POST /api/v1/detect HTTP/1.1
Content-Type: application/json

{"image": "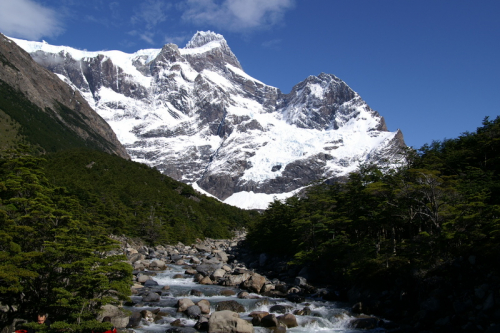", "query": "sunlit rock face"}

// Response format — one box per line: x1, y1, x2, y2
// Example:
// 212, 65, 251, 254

11, 31, 406, 209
